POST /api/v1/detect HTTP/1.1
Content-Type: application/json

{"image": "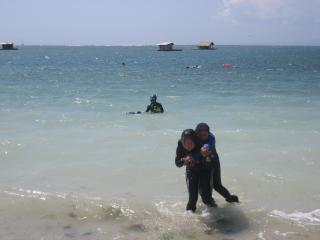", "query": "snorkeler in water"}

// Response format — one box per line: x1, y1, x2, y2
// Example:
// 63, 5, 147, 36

126, 94, 164, 114
146, 94, 164, 113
